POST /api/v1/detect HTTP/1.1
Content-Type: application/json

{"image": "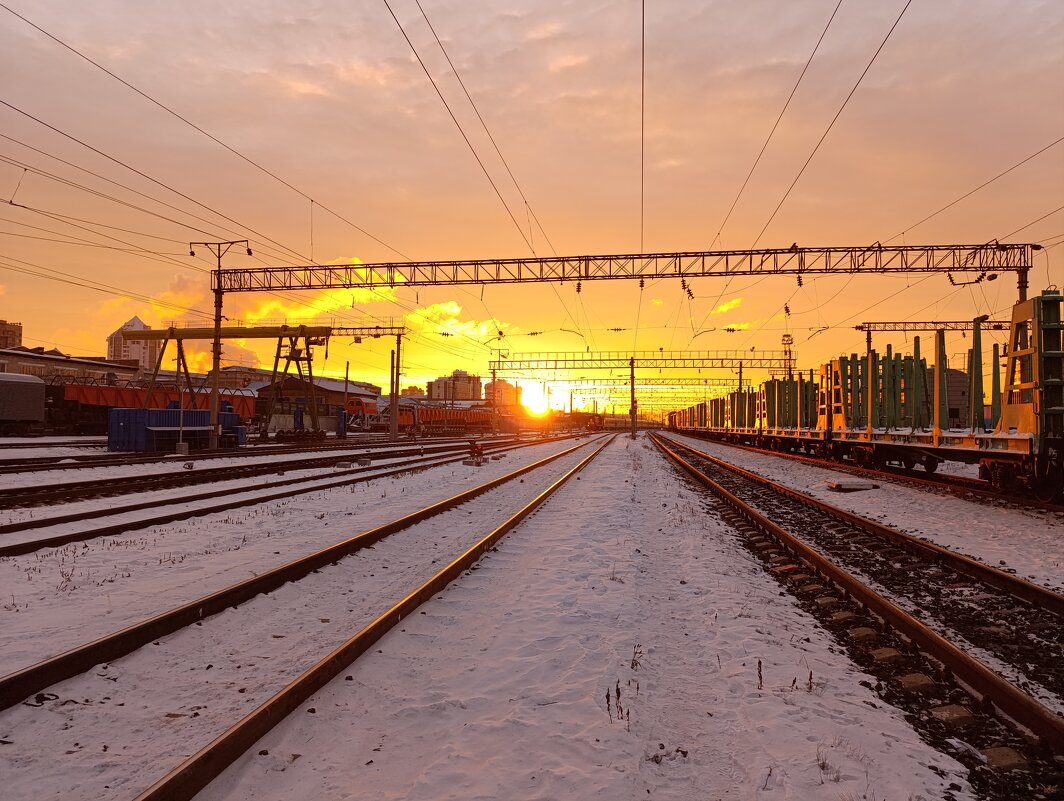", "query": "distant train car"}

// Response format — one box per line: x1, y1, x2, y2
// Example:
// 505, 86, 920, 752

345, 397, 416, 432
668, 289, 1064, 501
0, 374, 46, 435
